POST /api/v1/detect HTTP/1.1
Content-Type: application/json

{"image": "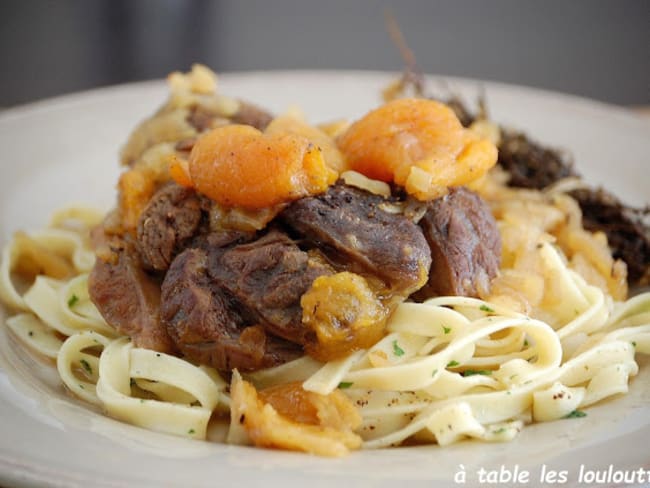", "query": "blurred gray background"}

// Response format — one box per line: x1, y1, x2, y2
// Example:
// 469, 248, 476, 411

1, 0, 648, 107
